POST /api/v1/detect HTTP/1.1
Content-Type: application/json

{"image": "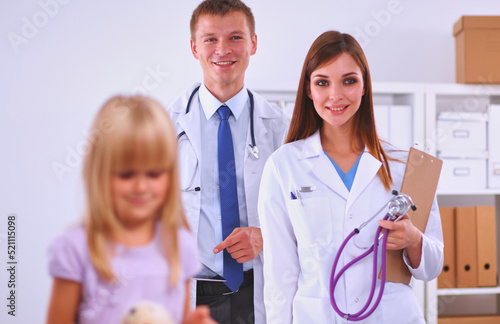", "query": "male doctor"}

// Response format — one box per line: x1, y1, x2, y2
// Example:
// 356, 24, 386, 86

167, 1, 289, 323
